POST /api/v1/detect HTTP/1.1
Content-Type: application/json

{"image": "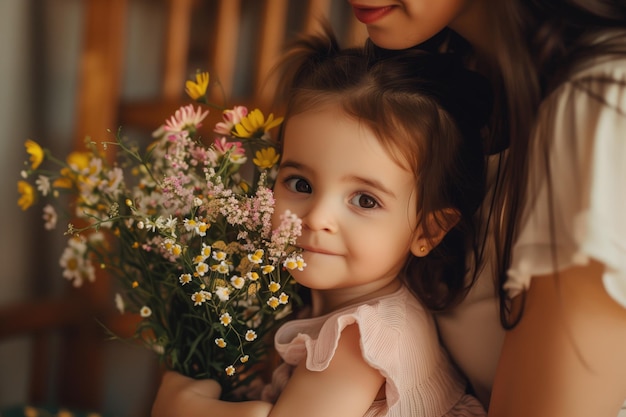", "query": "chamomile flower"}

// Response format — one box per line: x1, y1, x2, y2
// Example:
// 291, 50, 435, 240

245, 330, 257, 342
140, 306, 152, 318
261, 265, 275, 275
225, 365, 236, 376
266, 297, 280, 310
215, 338, 227, 348
284, 254, 306, 271
35, 175, 51, 196
179, 273, 192, 285
220, 312, 232, 326
215, 286, 231, 302
195, 262, 209, 276
268, 281, 281, 293
278, 292, 289, 305
42, 204, 57, 230
246, 271, 260, 281
212, 261, 230, 274
248, 249, 264, 264
230, 275, 245, 289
